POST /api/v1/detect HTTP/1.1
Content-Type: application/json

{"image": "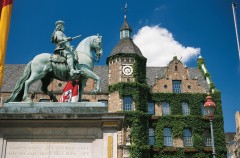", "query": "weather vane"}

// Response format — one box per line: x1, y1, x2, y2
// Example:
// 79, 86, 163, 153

124, 3, 128, 17
122, 3, 128, 18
